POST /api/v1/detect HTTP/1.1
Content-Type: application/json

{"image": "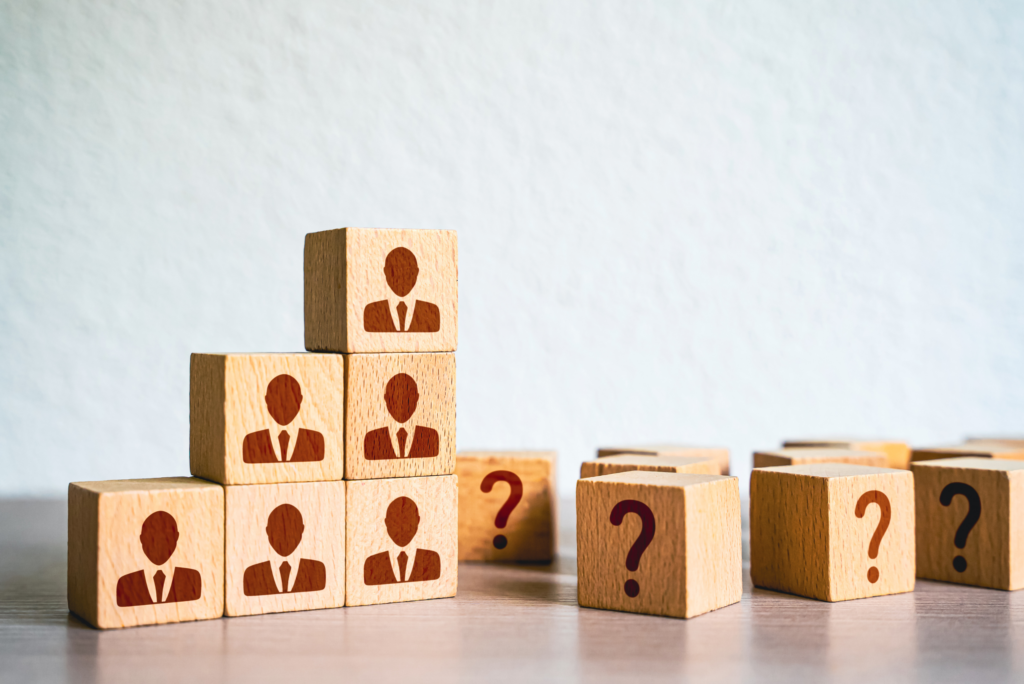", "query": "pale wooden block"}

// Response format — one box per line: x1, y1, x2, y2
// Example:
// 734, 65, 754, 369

911, 457, 1024, 590
577, 471, 741, 619
596, 444, 730, 475
345, 353, 455, 481
190, 353, 345, 486
305, 227, 458, 354
346, 475, 457, 606
455, 451, 557, 562
754, 448, 888, 469
67, 478, 224, 629
912, 443, 1024, 463
750, 464, 915, 602
967, 437, 1024, 447
783, 439, 911, 470
580, 454, 720, 478
224, 481, 346, 616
